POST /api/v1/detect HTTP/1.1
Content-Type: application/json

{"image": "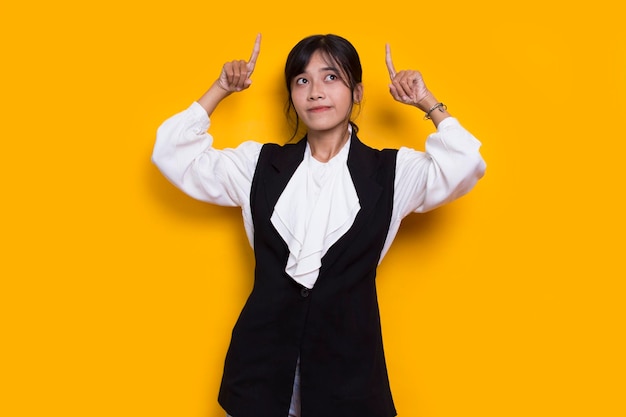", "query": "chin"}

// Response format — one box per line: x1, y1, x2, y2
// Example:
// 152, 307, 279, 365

302, 119, 345, 133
